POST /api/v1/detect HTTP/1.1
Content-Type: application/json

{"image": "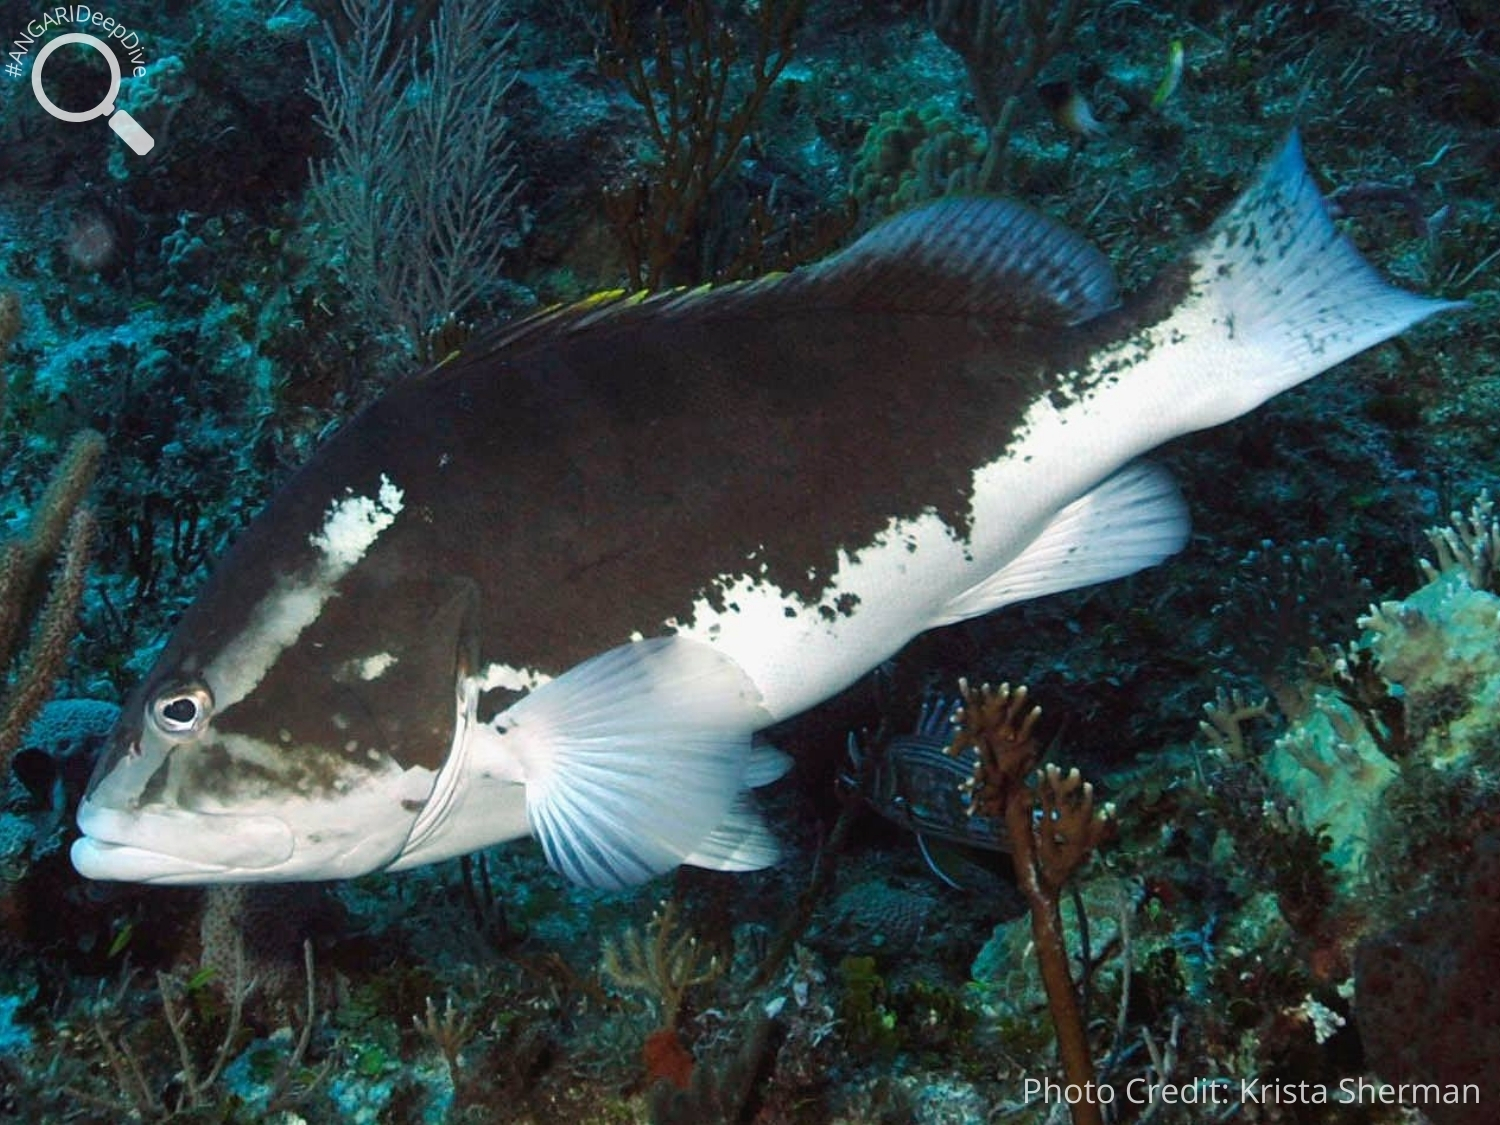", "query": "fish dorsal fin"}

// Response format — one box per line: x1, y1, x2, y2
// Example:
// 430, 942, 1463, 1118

490, 637, 777, 890
790, 197, 1121, 325
932, 461, 1189, 627
458, 197, 1121, 362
